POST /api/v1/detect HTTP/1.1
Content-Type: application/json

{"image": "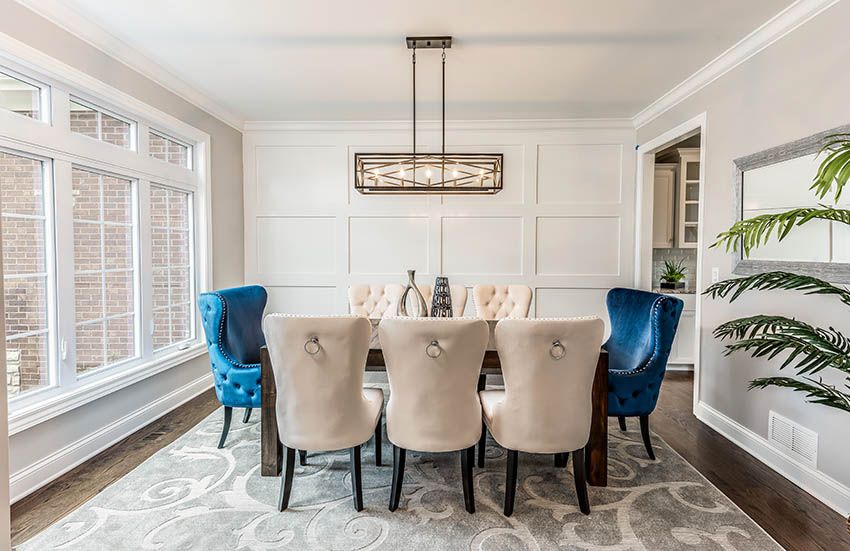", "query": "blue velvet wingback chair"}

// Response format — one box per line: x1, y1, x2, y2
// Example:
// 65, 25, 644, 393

199, 285, 267, 448
604, 288, 683, 459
